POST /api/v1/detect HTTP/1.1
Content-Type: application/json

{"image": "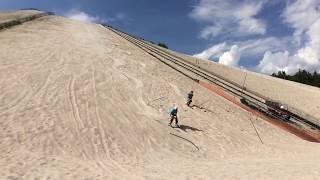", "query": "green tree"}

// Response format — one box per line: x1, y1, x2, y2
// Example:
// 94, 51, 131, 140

158, 43, 168, 49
